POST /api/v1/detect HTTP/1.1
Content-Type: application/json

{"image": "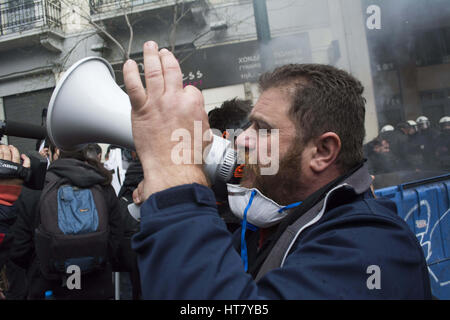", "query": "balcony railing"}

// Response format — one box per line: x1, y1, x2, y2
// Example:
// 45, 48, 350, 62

0, 0, 61, 36
89, 0, 169, 14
